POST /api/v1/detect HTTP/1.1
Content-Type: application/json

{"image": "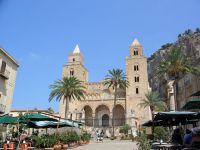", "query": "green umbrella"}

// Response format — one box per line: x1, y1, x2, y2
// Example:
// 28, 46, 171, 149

27, 121, 73, 128
190, 91, 200, 97
182, 99, 200, 110
0, 115, 18, 124
22, 113, 58, 121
